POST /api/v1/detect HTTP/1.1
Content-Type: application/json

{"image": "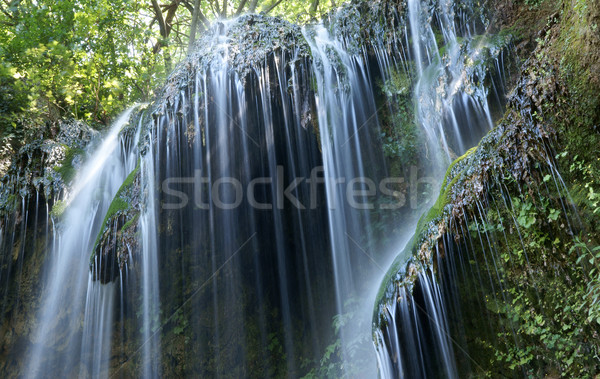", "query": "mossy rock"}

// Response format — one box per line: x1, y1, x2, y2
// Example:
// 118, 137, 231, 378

373, 1, 600, 375
90, 159, 141, 283
372, 28, 564, 330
